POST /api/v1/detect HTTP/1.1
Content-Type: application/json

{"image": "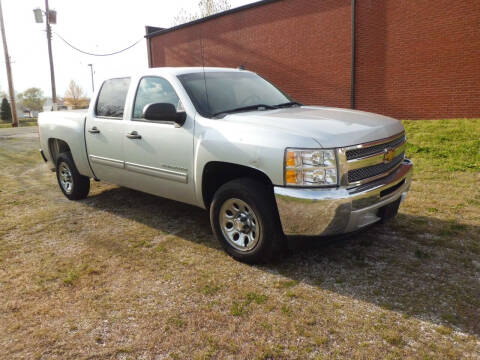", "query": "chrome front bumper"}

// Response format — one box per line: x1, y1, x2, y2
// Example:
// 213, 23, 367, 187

274, 159, 413, 236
